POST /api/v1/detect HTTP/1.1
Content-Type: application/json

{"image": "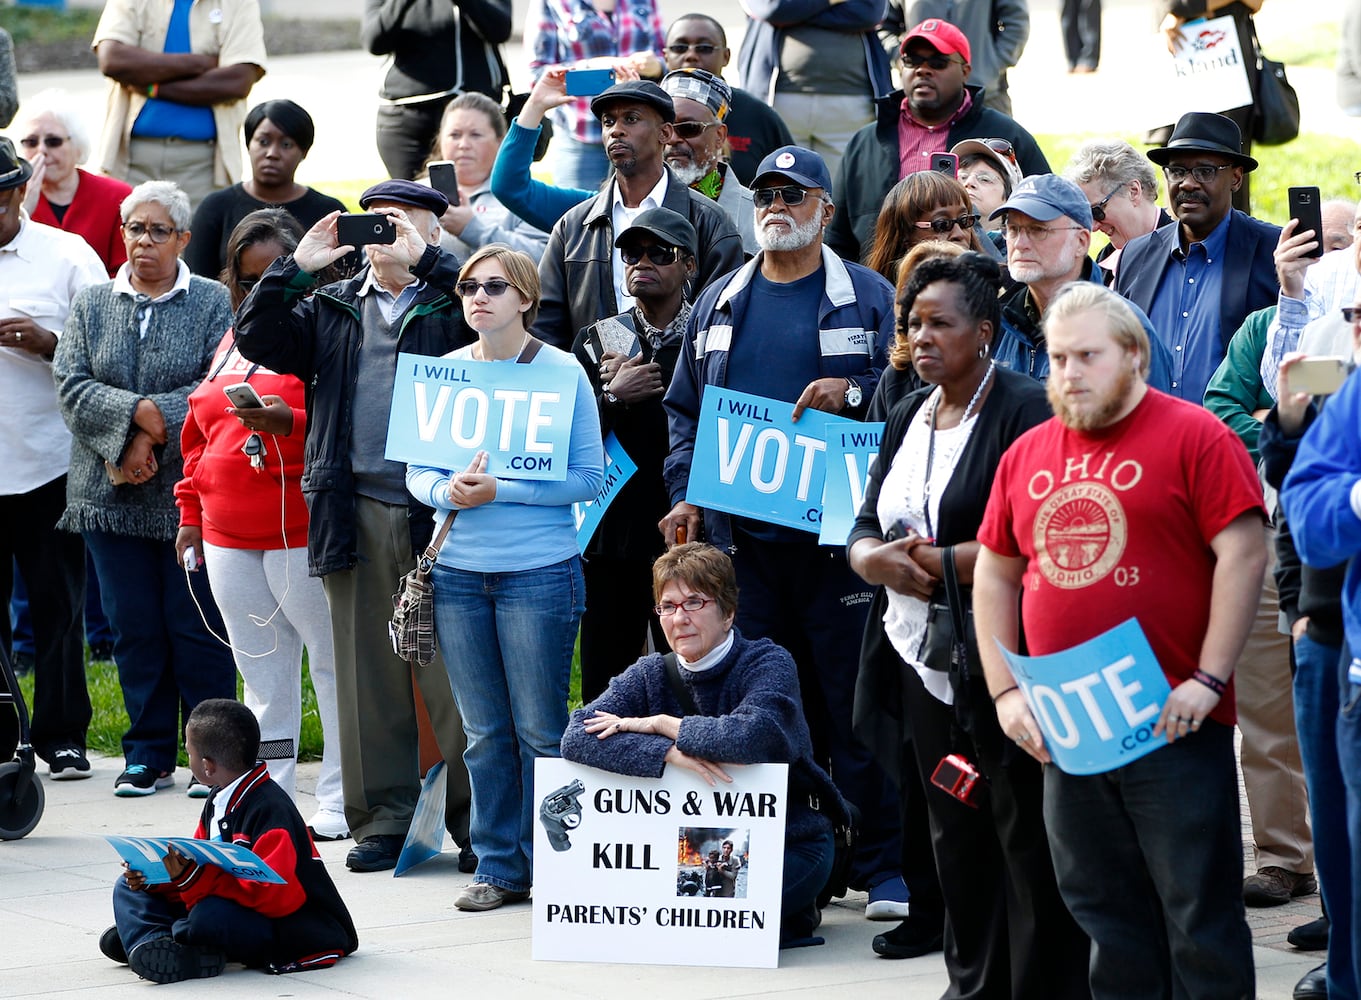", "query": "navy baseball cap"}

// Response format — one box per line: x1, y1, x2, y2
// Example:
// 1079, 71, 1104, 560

989, 173, 1093, 229
751, 145, 832, 192
590, 80, 676, 123
360, 178, 449, 216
